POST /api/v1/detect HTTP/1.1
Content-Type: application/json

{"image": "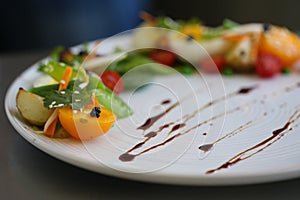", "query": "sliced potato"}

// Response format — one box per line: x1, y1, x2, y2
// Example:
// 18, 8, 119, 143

16, 88, 52, 126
